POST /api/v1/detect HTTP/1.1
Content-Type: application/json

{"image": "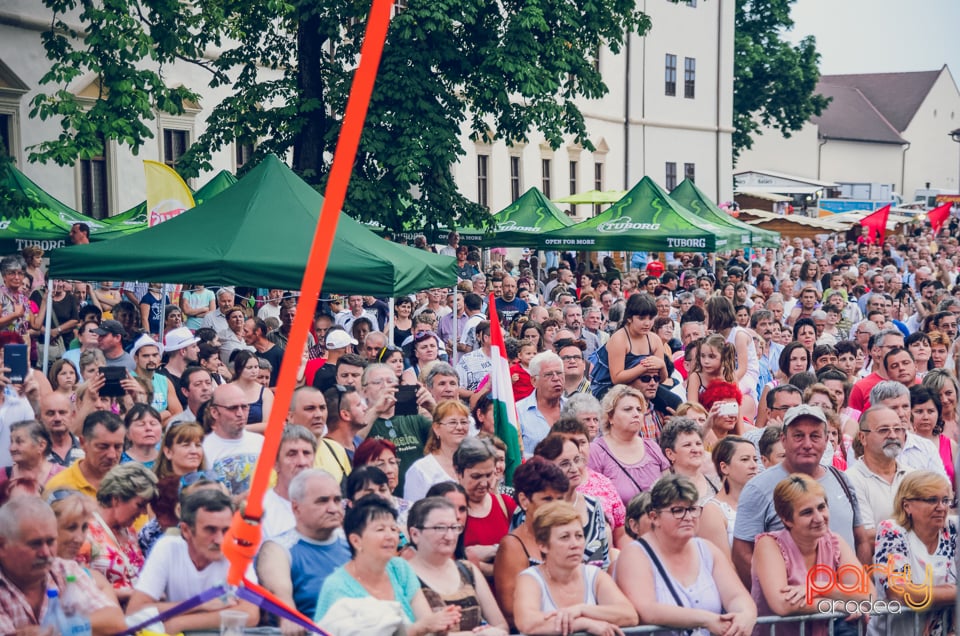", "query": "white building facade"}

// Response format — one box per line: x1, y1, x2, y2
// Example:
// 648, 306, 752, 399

1, 0, 734, 222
